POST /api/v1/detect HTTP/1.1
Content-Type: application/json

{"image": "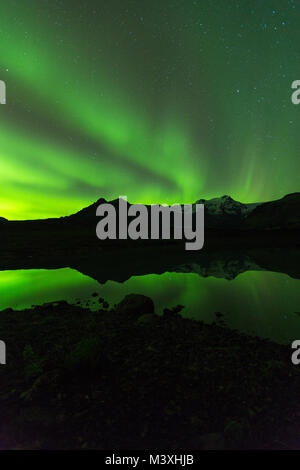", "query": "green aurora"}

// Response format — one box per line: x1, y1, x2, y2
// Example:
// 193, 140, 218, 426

0, 0, 299, 220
